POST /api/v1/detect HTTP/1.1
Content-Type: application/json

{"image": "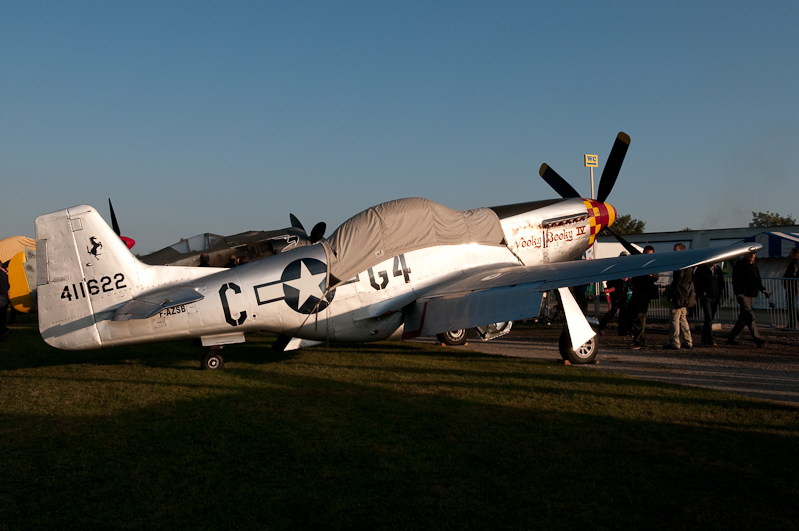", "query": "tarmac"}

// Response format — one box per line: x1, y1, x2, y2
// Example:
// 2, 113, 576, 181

414, 323, 799, 406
